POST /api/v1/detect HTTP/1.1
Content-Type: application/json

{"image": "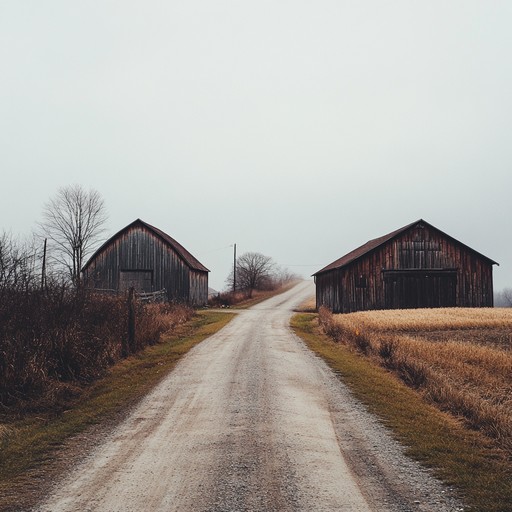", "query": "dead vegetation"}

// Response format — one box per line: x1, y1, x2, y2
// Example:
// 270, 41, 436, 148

293, 296, 317, 313
0, 311, 233, 511
318, 307, 512, 454
0, 288, 193, 414
0, 229, 196, 415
